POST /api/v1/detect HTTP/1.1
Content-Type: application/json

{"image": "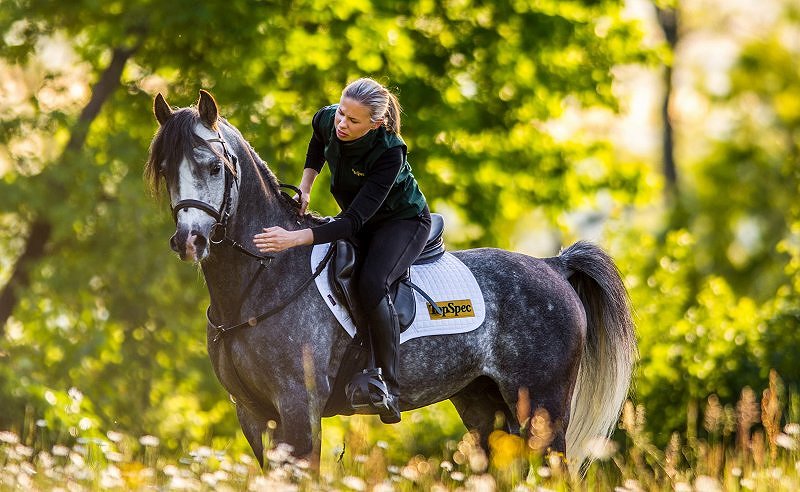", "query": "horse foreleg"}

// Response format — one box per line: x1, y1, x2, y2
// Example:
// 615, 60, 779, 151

273, 398, 322, 471
235, 403, 269, 468
235, 402, 279, 468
